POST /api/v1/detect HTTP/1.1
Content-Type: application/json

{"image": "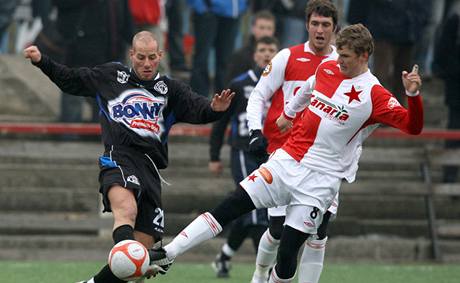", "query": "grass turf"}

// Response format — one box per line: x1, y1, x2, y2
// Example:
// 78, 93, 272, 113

0, 261, 459, 283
